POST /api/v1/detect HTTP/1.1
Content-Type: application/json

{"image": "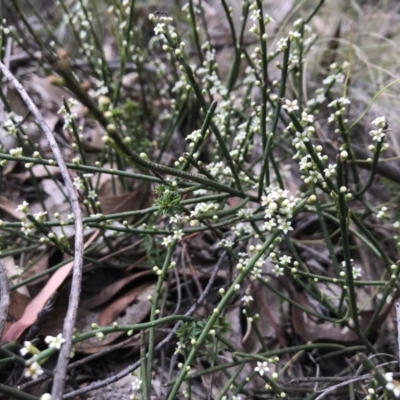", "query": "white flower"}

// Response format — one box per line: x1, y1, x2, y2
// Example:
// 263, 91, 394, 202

88, 190, 97, 200
250, 9, 261, 21
324, 164, 337, 178
385, 372, 394, 383
174, 341, 186, 355
186, 129, 202, 142
372, 116, 386, 128
21, 222, 34, 236
279, 255, 292, 265
162, 235, 173, 247
45, 333, 66, 350
282, 99, 299, 114
33, 211, 47, 222
237, 208, 254, 218
385, 372, 400, 397
254, 361, 270, 376
289, 31, 301, 40
352, 267, 362, 279
278, 219, 292, 234
16, 201, 29, 213
20, 341, 37, 357
40, 394, 52, 400
24, 362, 44, 380
173, 229, 183, 240
241, 295, 254, 304
154, 22, 166, 35
218, 238, 234, 248
369, 129, 385, 142
73, 177, 84, 191
263, 219, 276, 232
272, 265, 284, 277
131, 375, 143, 392
9, 147, 23, 157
